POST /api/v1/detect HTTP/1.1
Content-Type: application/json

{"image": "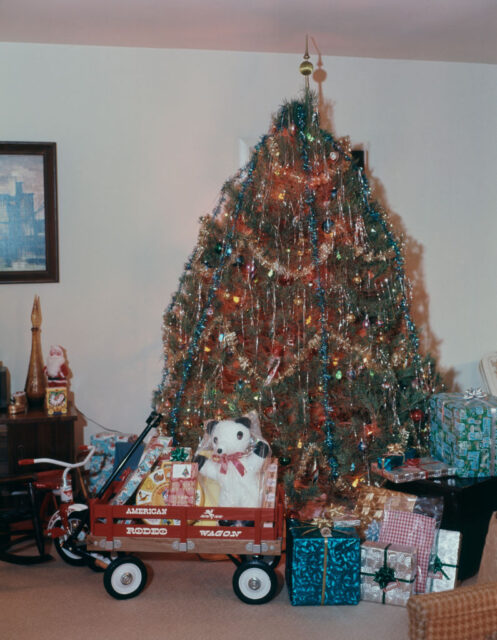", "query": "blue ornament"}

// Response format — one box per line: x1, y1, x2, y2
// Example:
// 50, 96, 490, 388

322, 218, 335, 233
358, 439, 366, 452
330, 187, 338, 198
